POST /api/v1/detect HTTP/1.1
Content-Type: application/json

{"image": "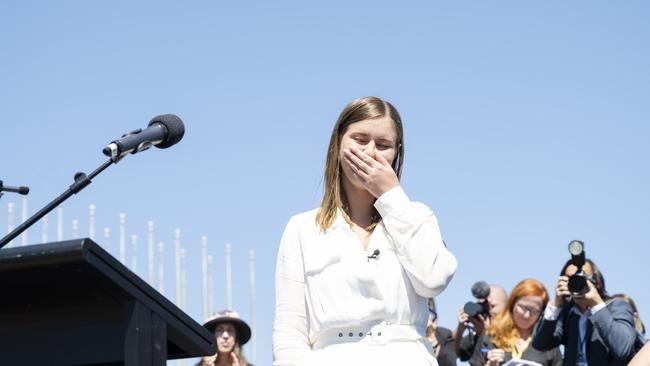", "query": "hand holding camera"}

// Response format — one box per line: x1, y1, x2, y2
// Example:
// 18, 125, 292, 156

574, 277, 604, 309
457, 305, 487, 334
556, 240, 605, 310
461, 281, 491, 330
554, 275, 570, 307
